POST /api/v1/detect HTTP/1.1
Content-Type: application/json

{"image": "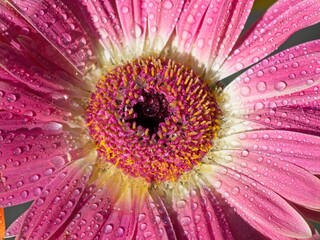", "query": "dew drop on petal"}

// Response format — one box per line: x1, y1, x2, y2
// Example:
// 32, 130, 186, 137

116, 227, 124, 237
213, 180, 222, 189
20, 190, 29, 199
29, 174, 40, 182
7, 93, 17, 103
121, 6, 129, 14
235, 62, 244, 71
140, 223, 147, 231
256, 81, 267, 92
163, 0, 173, 10
231, 187, 240, 195
181, 216, 191, 226
50, 156, 66, 168
240, 86, 251, 96
94, 212, 104, 222
274, 81, 287, 92
138, 213, 146, 222
306, 79, 314, 86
